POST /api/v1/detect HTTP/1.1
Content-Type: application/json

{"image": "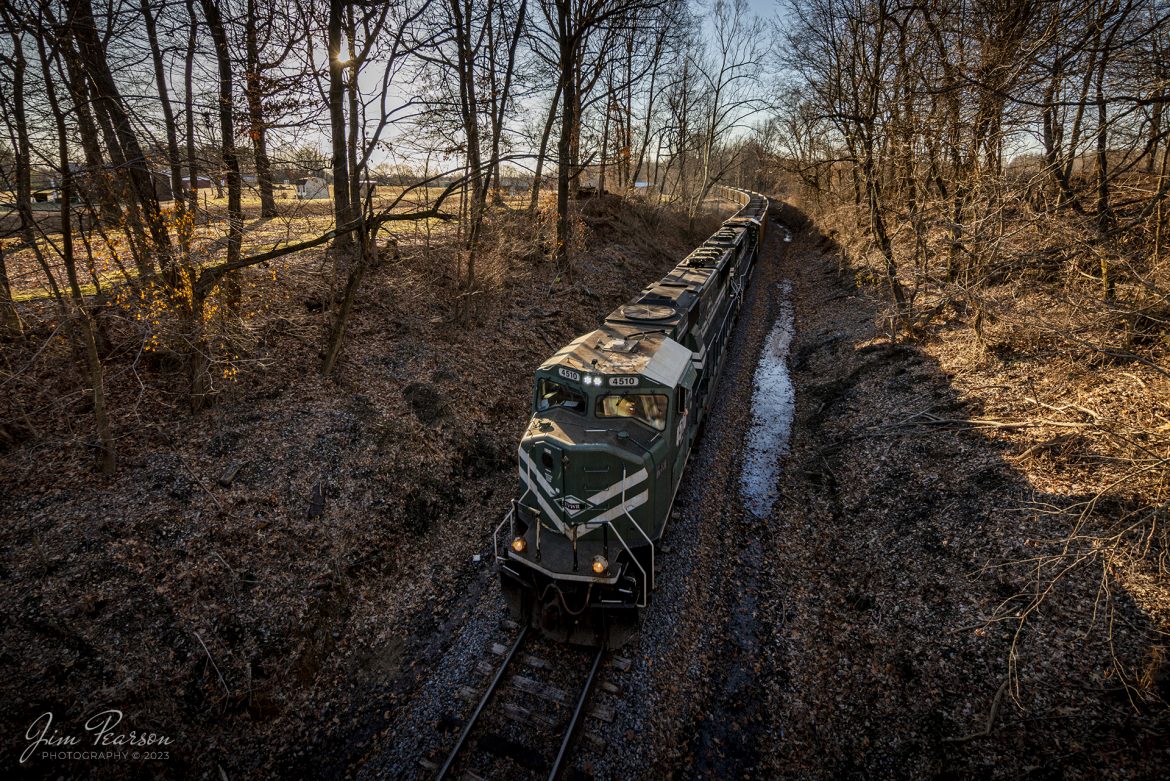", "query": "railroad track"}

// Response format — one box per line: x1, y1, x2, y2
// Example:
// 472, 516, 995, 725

423, 623, 626, 780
